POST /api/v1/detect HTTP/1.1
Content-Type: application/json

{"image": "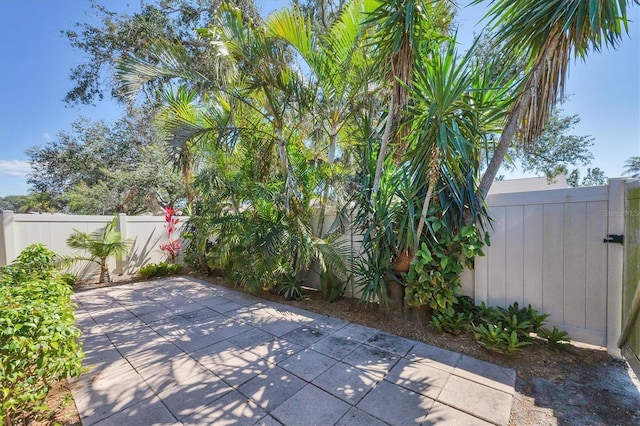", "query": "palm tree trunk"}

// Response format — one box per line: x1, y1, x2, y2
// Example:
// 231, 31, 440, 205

99, 261, 110, 284
416, 147, 440, 245
372, 91, 395, 200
